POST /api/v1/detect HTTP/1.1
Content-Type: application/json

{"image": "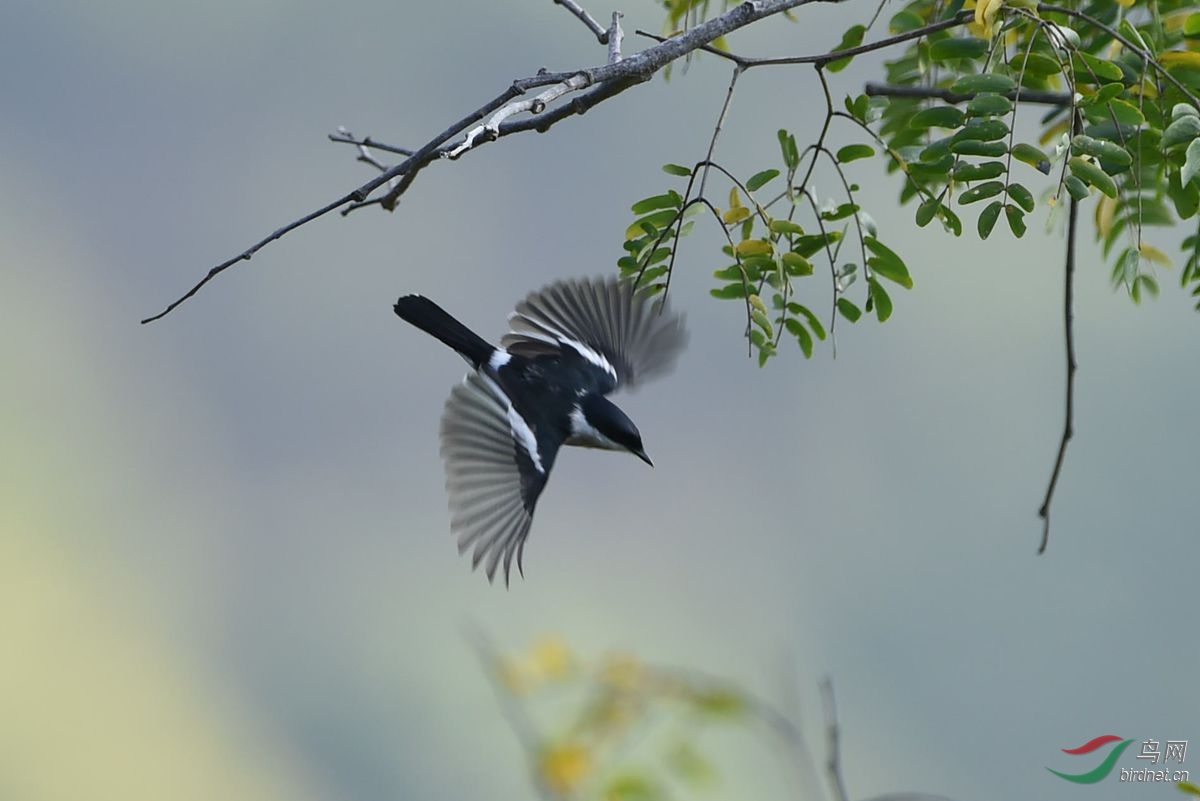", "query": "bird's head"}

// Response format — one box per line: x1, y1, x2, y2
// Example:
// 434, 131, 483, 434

570, 395, 653, 466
